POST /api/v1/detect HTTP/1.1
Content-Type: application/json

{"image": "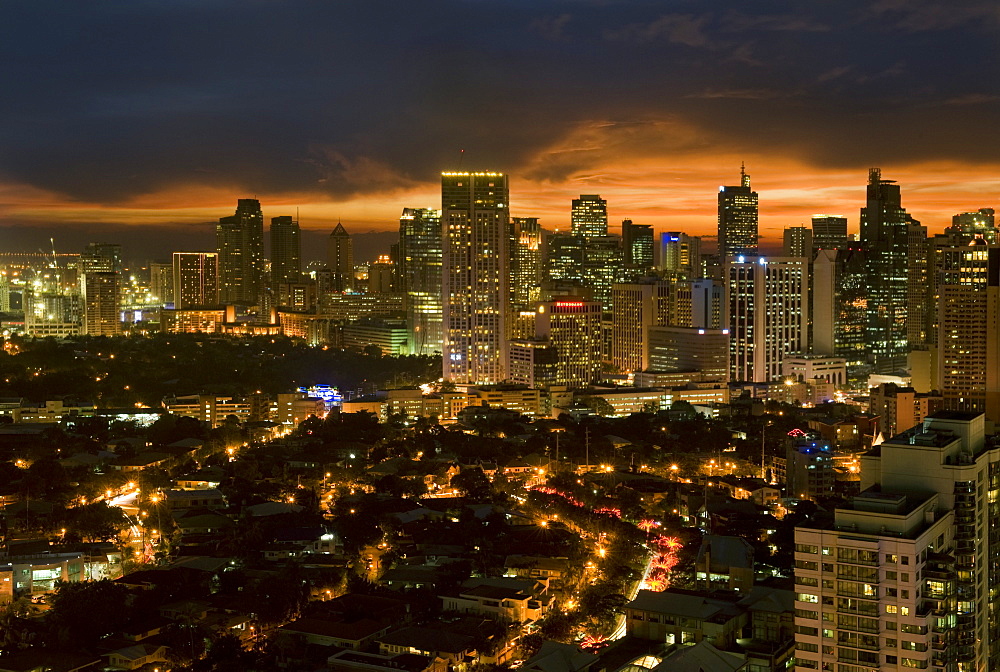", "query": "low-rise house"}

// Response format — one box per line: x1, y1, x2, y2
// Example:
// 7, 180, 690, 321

520, 641, 599, 672
278, 616, 391, 650
441, 577, 552, 623
164, 488, 227, 511
377, 627, 476, 667
102, 644, 169, 671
